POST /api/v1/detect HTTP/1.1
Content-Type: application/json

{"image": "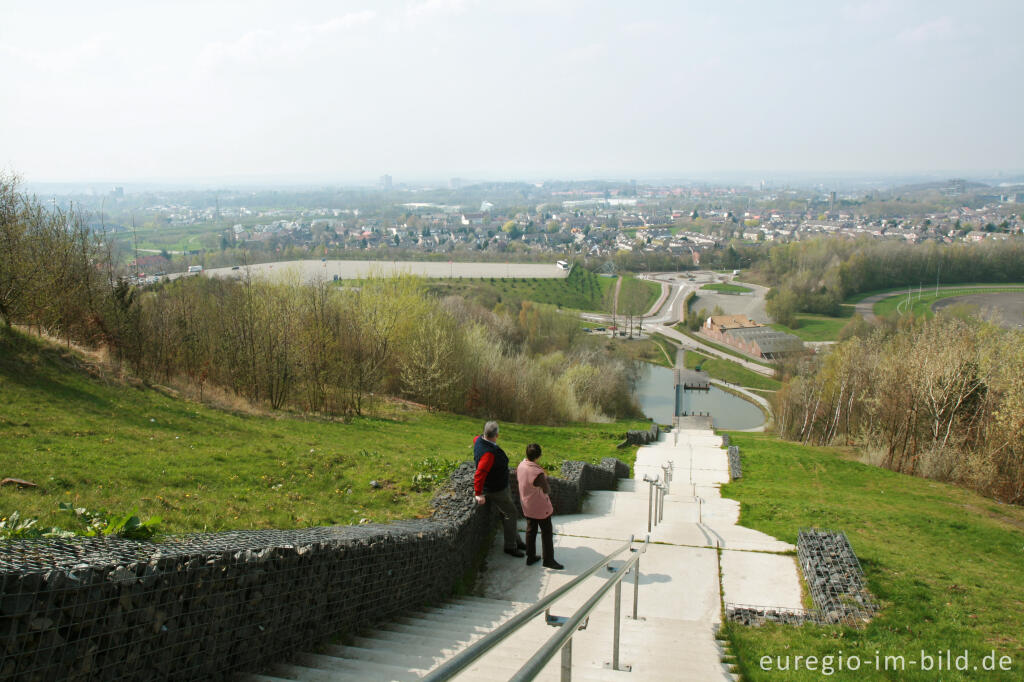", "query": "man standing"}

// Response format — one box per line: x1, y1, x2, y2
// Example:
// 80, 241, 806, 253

473, 421, 527, 557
